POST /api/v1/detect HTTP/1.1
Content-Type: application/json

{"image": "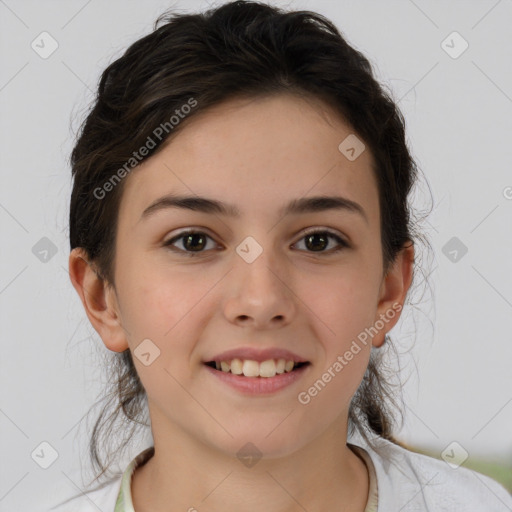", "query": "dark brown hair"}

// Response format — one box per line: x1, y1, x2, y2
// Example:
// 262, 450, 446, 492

68, 0, 432, 486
